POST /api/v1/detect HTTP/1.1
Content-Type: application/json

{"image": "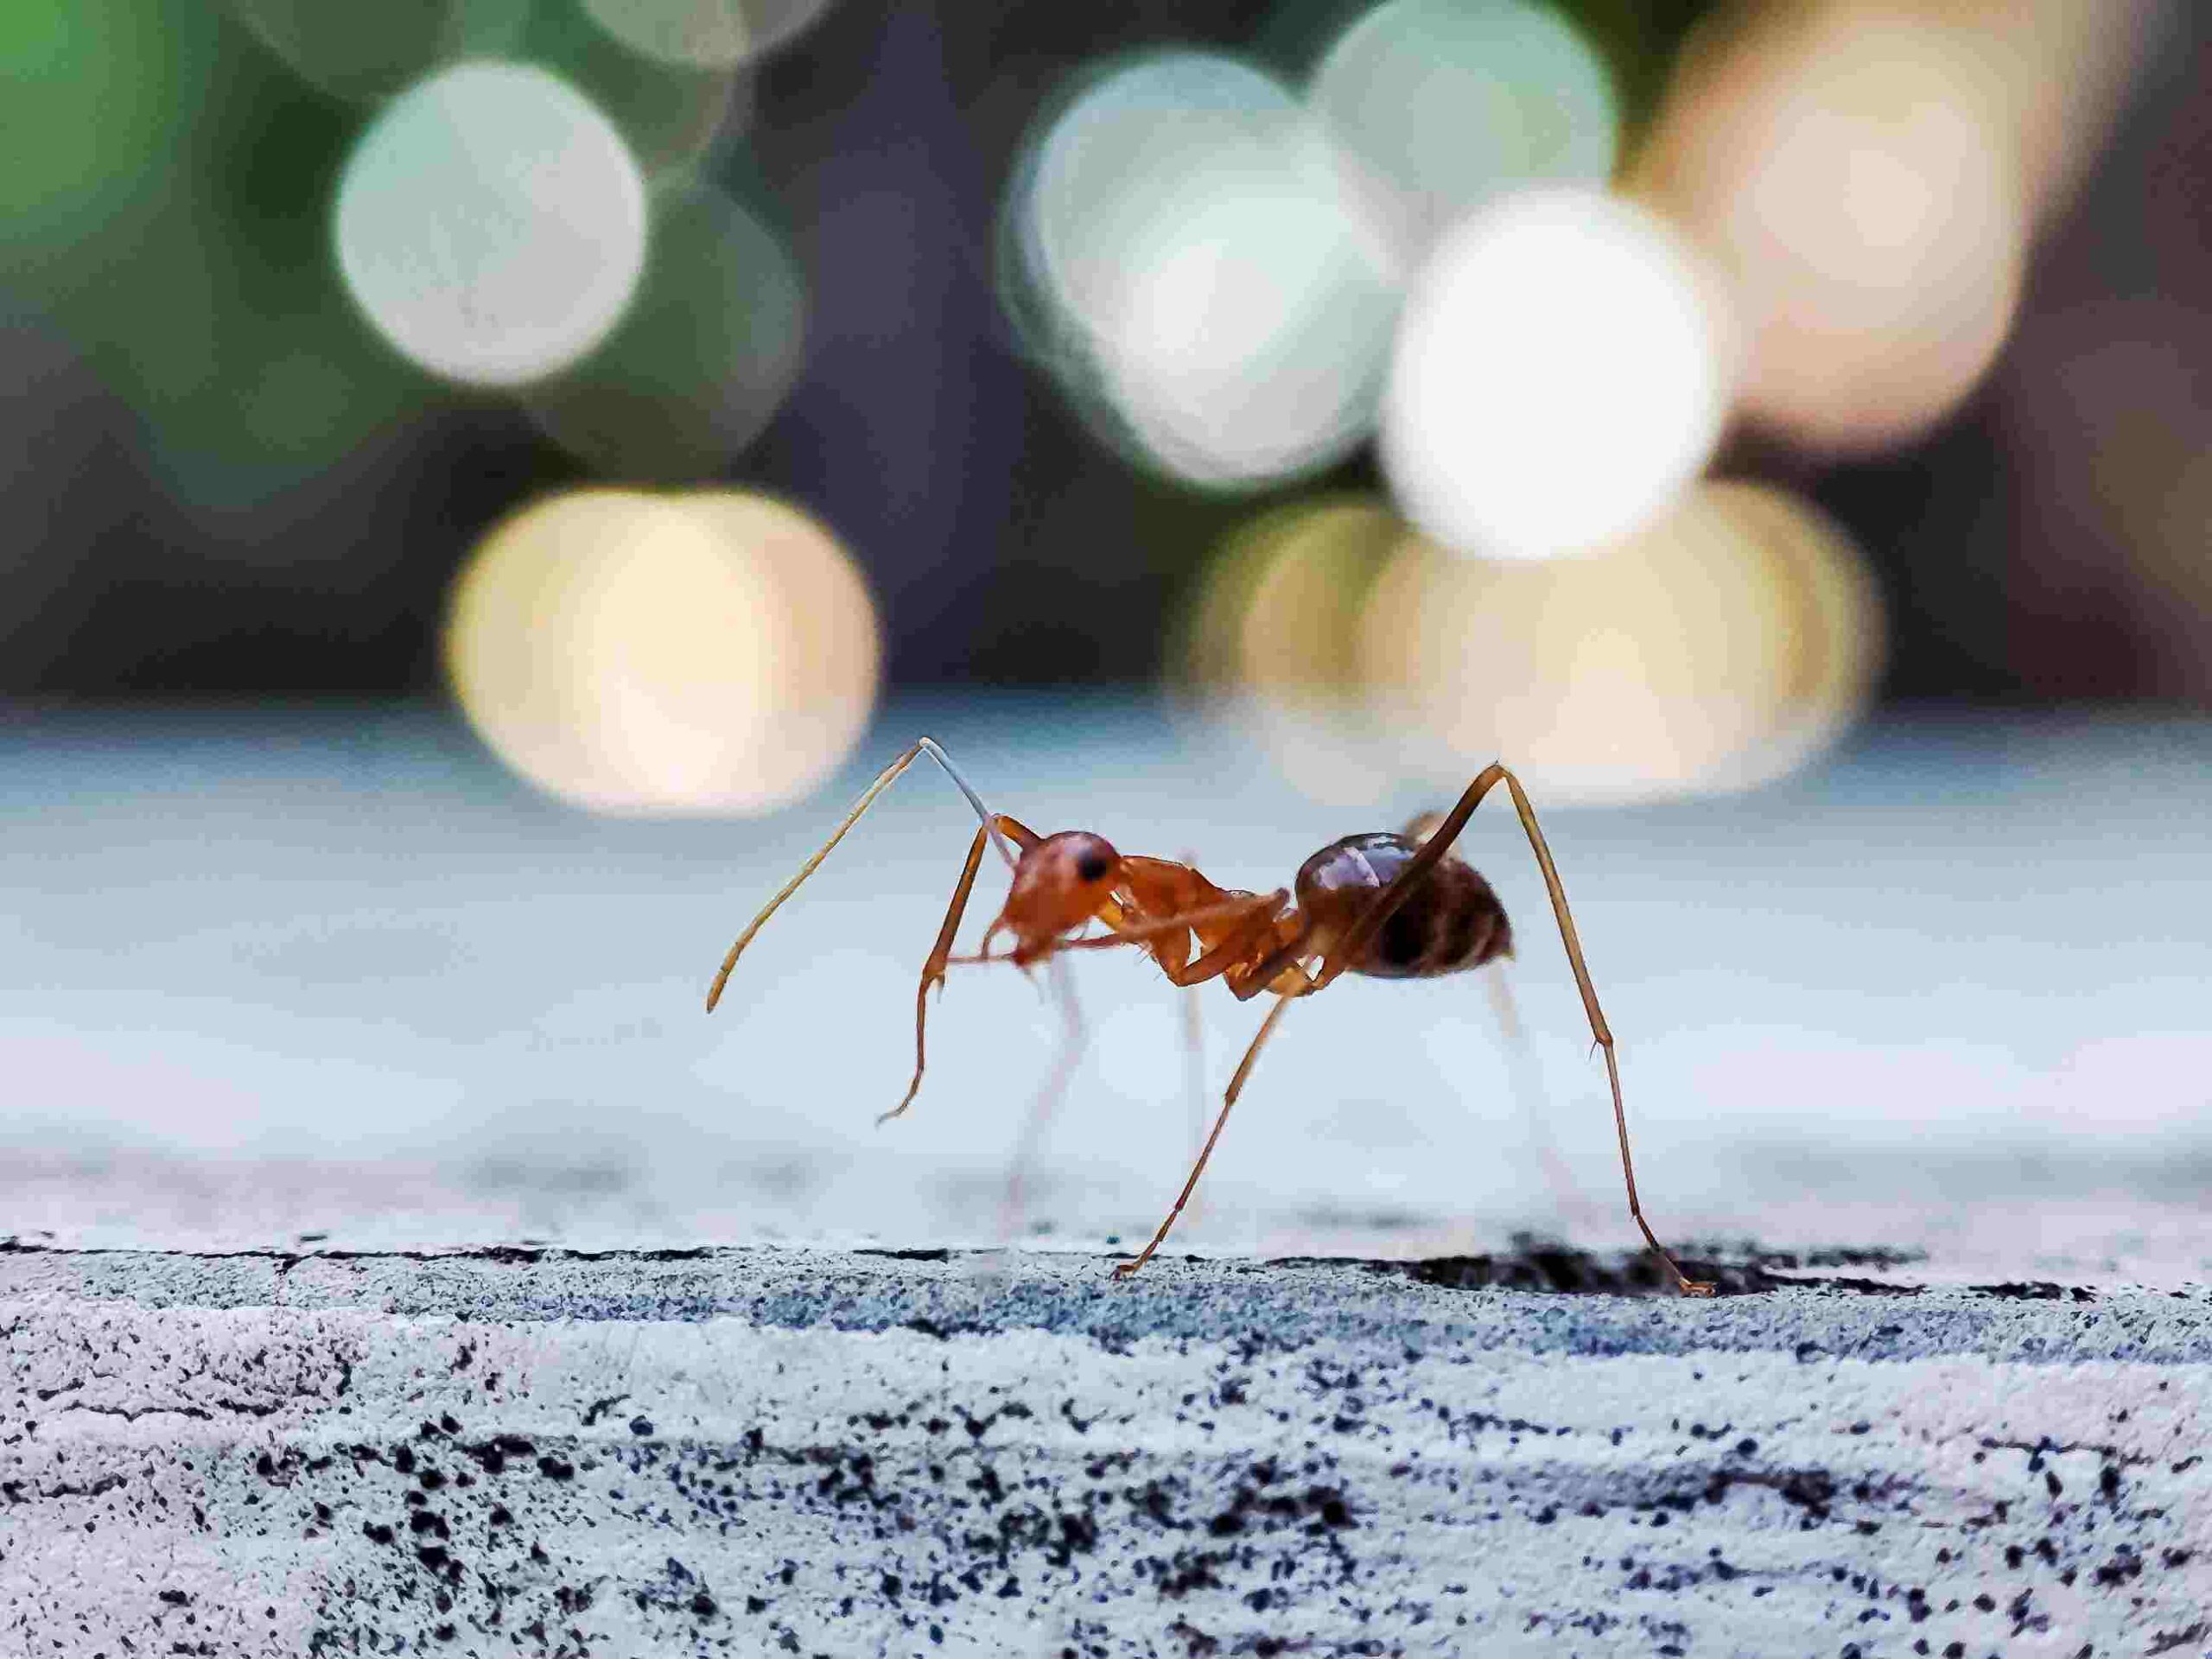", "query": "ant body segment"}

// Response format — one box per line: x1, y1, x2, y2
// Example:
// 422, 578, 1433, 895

707, 738, 1713, 1297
